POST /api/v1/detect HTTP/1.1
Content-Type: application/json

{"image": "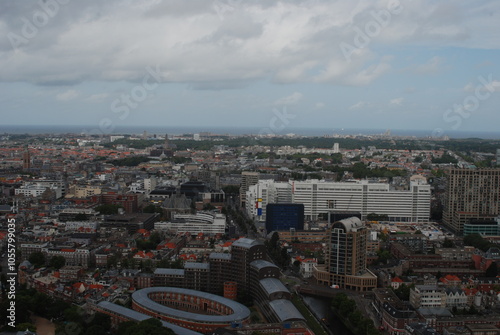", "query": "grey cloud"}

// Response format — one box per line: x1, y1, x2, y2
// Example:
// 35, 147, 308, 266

0, 0, 498, 88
